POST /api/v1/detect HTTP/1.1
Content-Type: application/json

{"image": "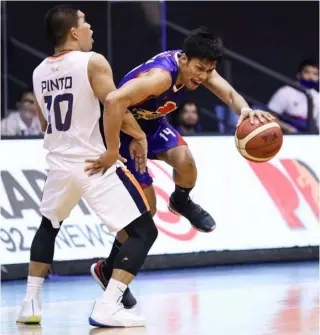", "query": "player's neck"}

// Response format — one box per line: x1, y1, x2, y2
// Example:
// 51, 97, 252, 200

175, 73, 184, 88
53, 42, 80, 56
